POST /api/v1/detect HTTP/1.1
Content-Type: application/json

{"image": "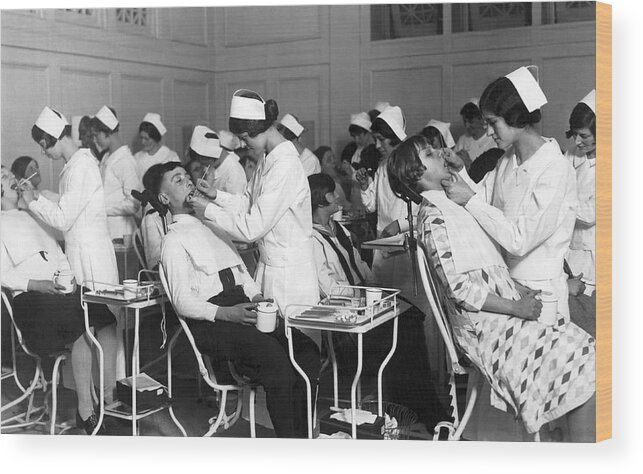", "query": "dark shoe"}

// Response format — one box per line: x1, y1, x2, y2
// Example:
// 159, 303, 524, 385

76, 411, 106, 435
